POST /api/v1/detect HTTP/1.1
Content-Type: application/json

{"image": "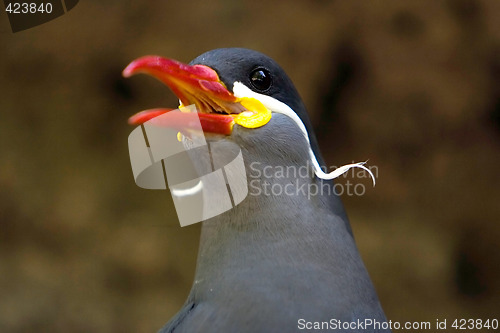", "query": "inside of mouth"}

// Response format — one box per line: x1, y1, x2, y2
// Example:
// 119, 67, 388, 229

186, 97, 245, 115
